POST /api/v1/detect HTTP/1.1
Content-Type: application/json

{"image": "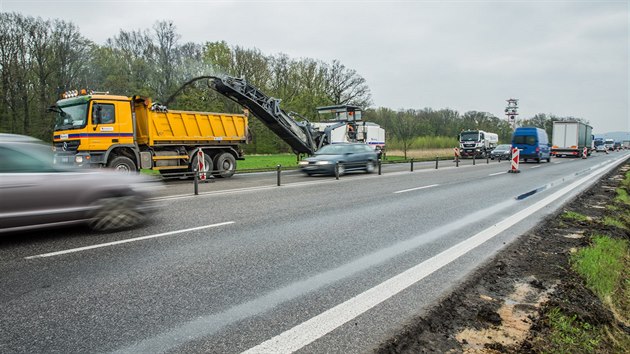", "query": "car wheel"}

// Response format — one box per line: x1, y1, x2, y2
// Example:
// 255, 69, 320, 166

365, 160, 375, 173
88, 196, 144, 232
109, 156, 136, 173
337, 163, 345, 176
213, 152, 236, 178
